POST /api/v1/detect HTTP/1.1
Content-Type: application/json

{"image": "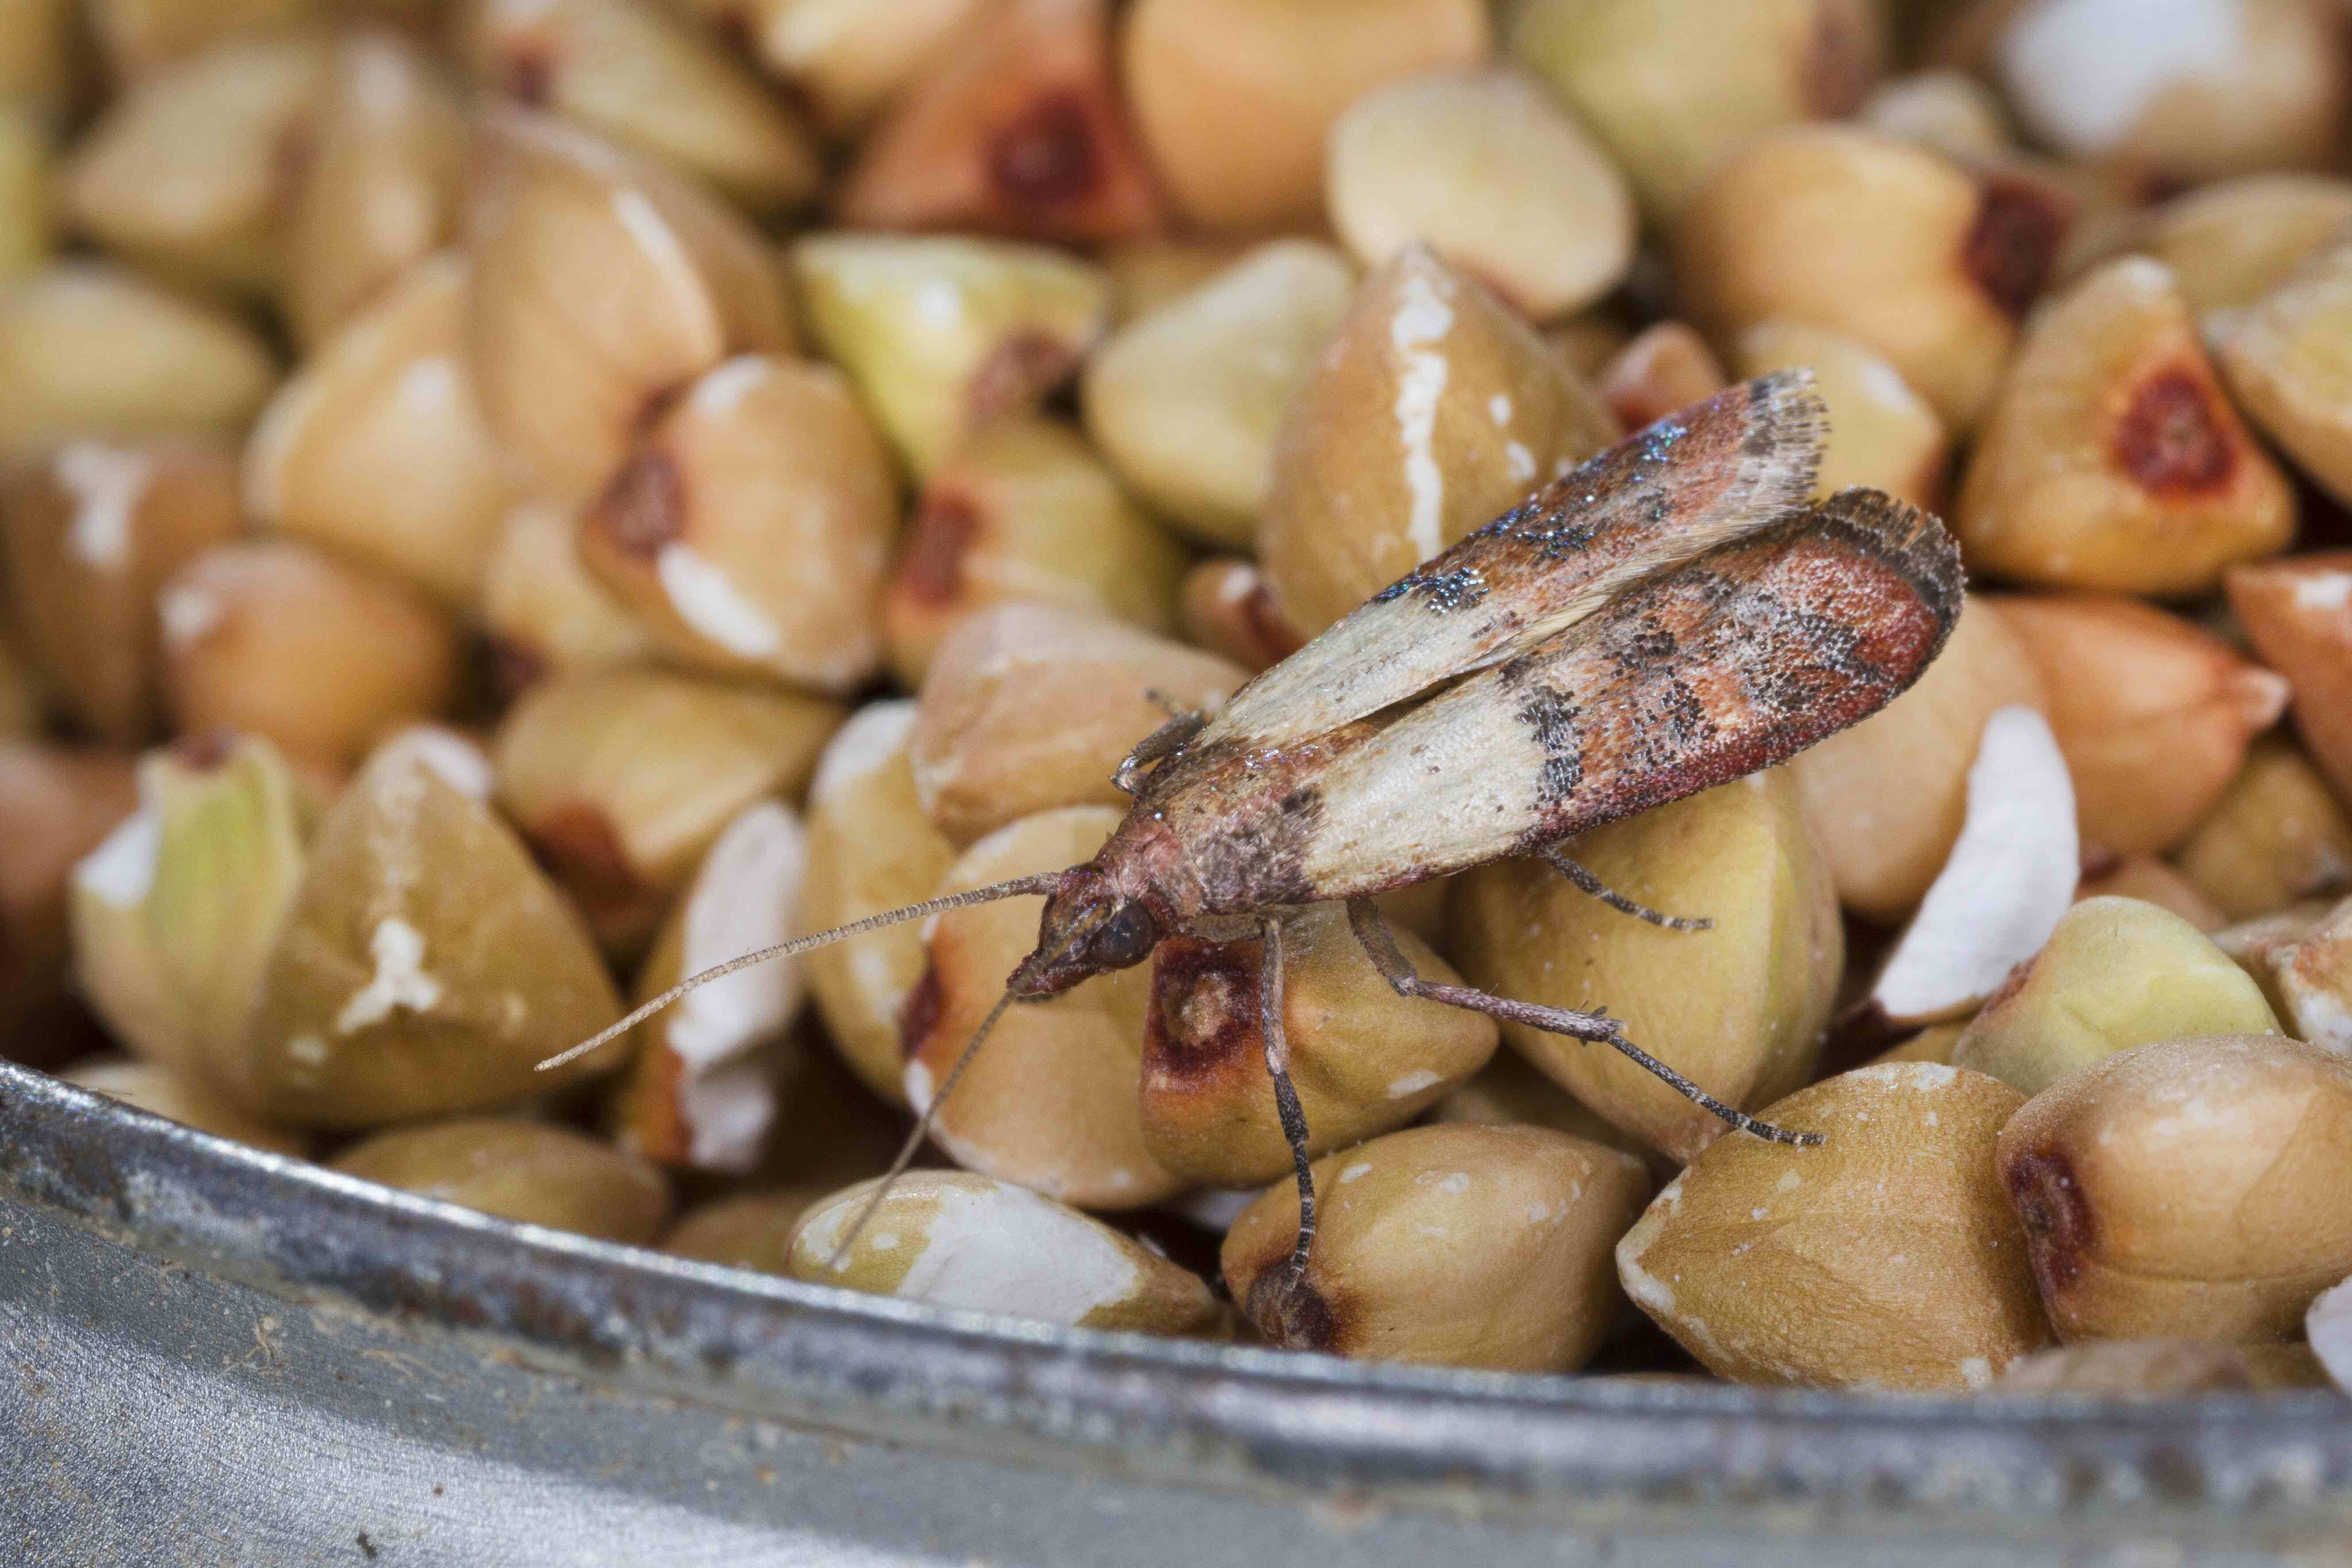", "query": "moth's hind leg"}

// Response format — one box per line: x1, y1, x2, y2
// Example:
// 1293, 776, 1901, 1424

1112, 706, 1206, 795
1536, 846, 1711, 932
1343, 898, 1819, 1148
1243, 913, 1332, 1345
